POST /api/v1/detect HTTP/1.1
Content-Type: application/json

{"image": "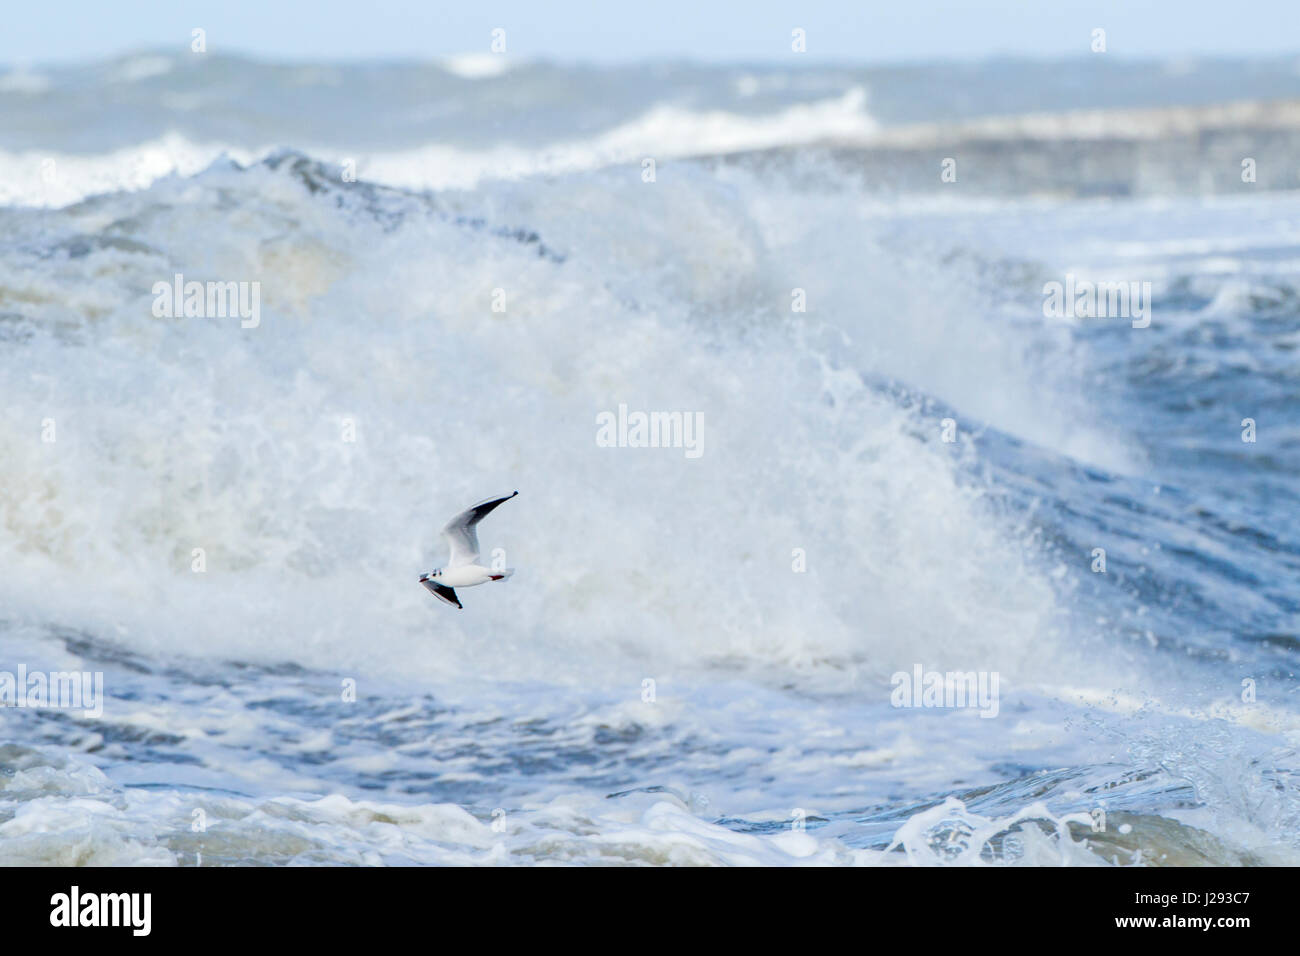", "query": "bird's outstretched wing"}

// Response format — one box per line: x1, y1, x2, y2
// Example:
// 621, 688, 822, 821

420, 578, 462, 609
439, 491, 518, 567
